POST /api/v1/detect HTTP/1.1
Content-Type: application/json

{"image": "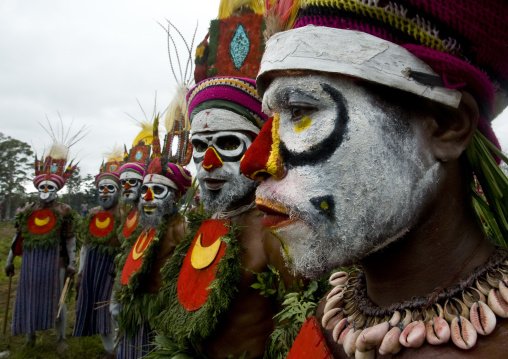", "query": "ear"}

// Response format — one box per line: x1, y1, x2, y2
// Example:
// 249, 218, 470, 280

427, 91, 479, 162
